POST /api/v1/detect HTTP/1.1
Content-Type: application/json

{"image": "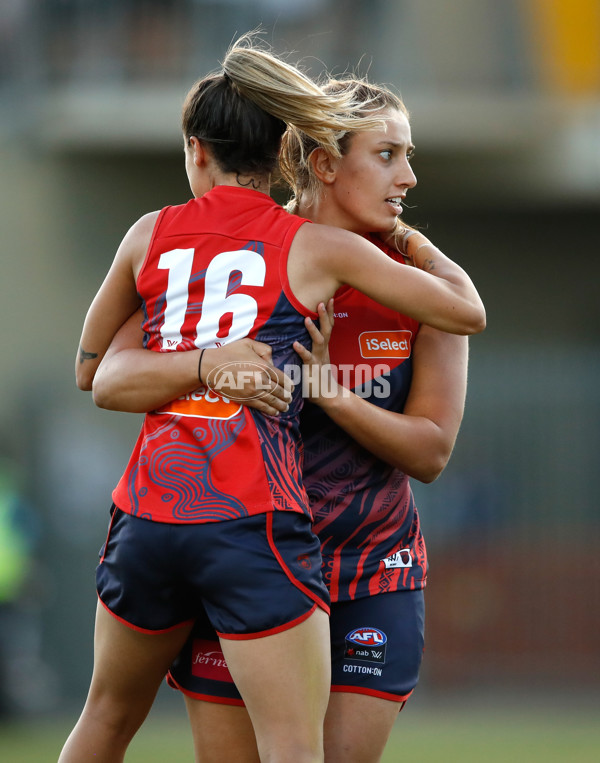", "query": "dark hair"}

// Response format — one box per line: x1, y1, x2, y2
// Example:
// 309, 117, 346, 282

182, 74, 285, 176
